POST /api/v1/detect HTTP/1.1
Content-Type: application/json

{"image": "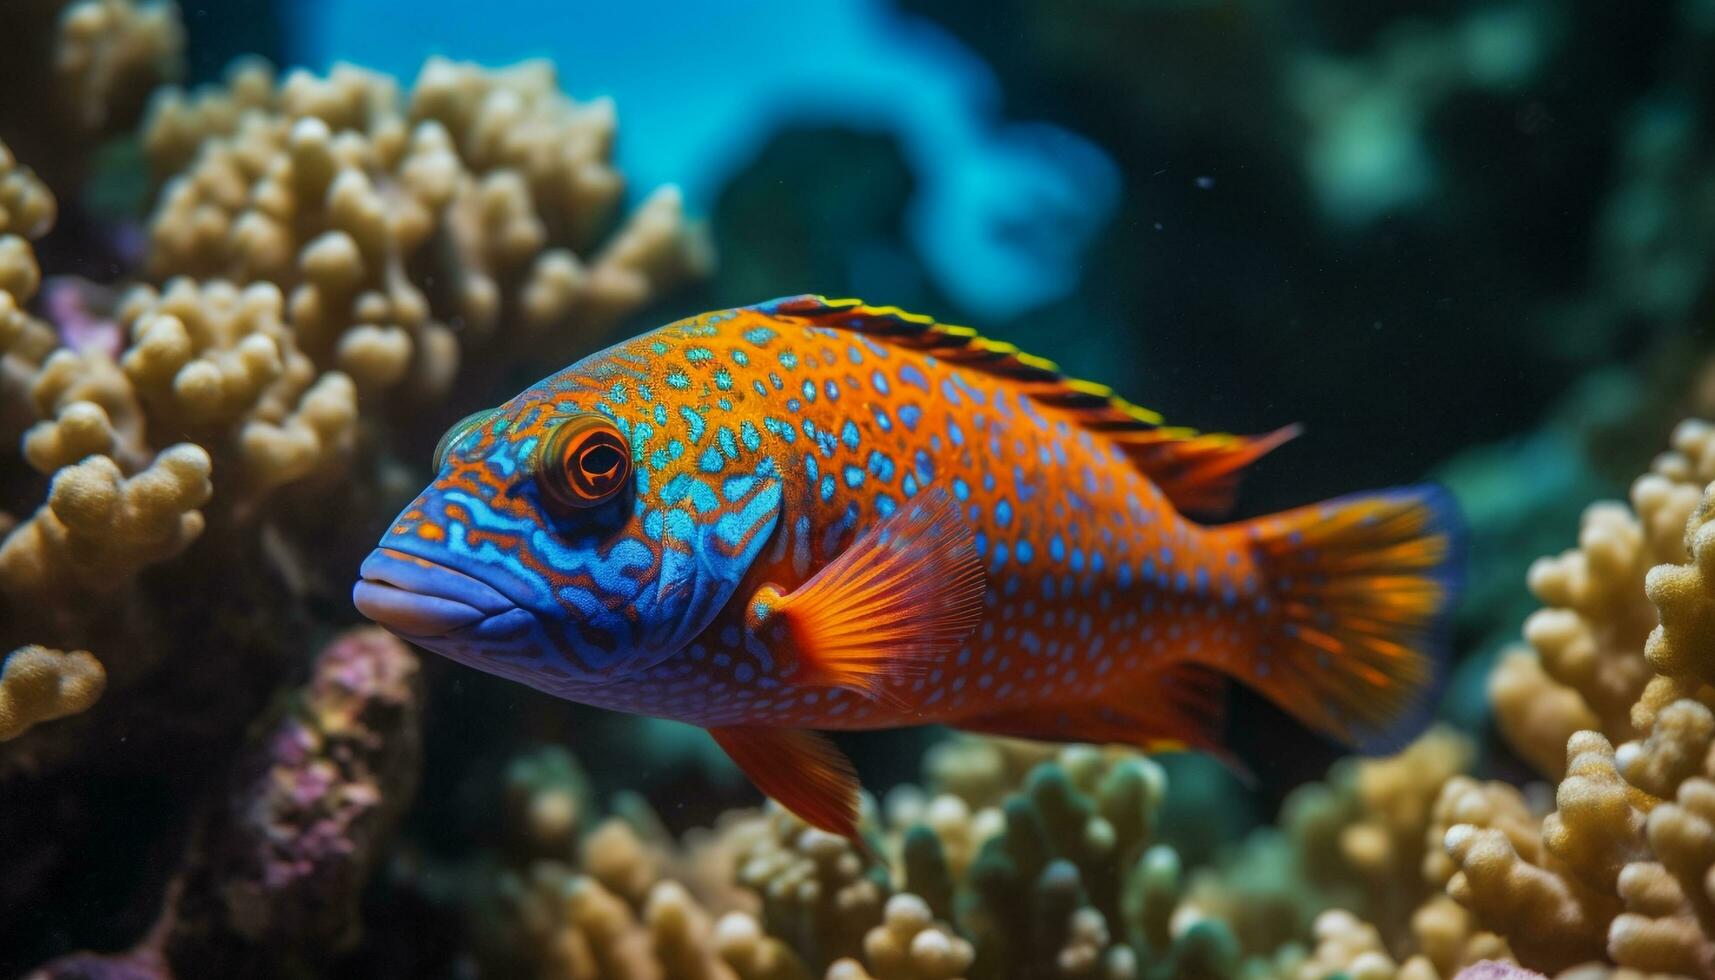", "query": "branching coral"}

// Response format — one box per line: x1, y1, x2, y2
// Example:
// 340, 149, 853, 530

138, 56, 711, 396
1491, 420, 1715, 778
0, 0, 182, 192
0, 25, 709, 794
1180, 727, 1481, 972
0, 145, 63, 437
0, 10, 709, 969
54, 0, 183, 135
736, 806, 888, 965
0, 645, 104, 740
0, 142, 55, 239
841, 893, 975, 980
0, 445, 212, 597
1431, 420, 1715, 977
406, 737, 1217, 980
